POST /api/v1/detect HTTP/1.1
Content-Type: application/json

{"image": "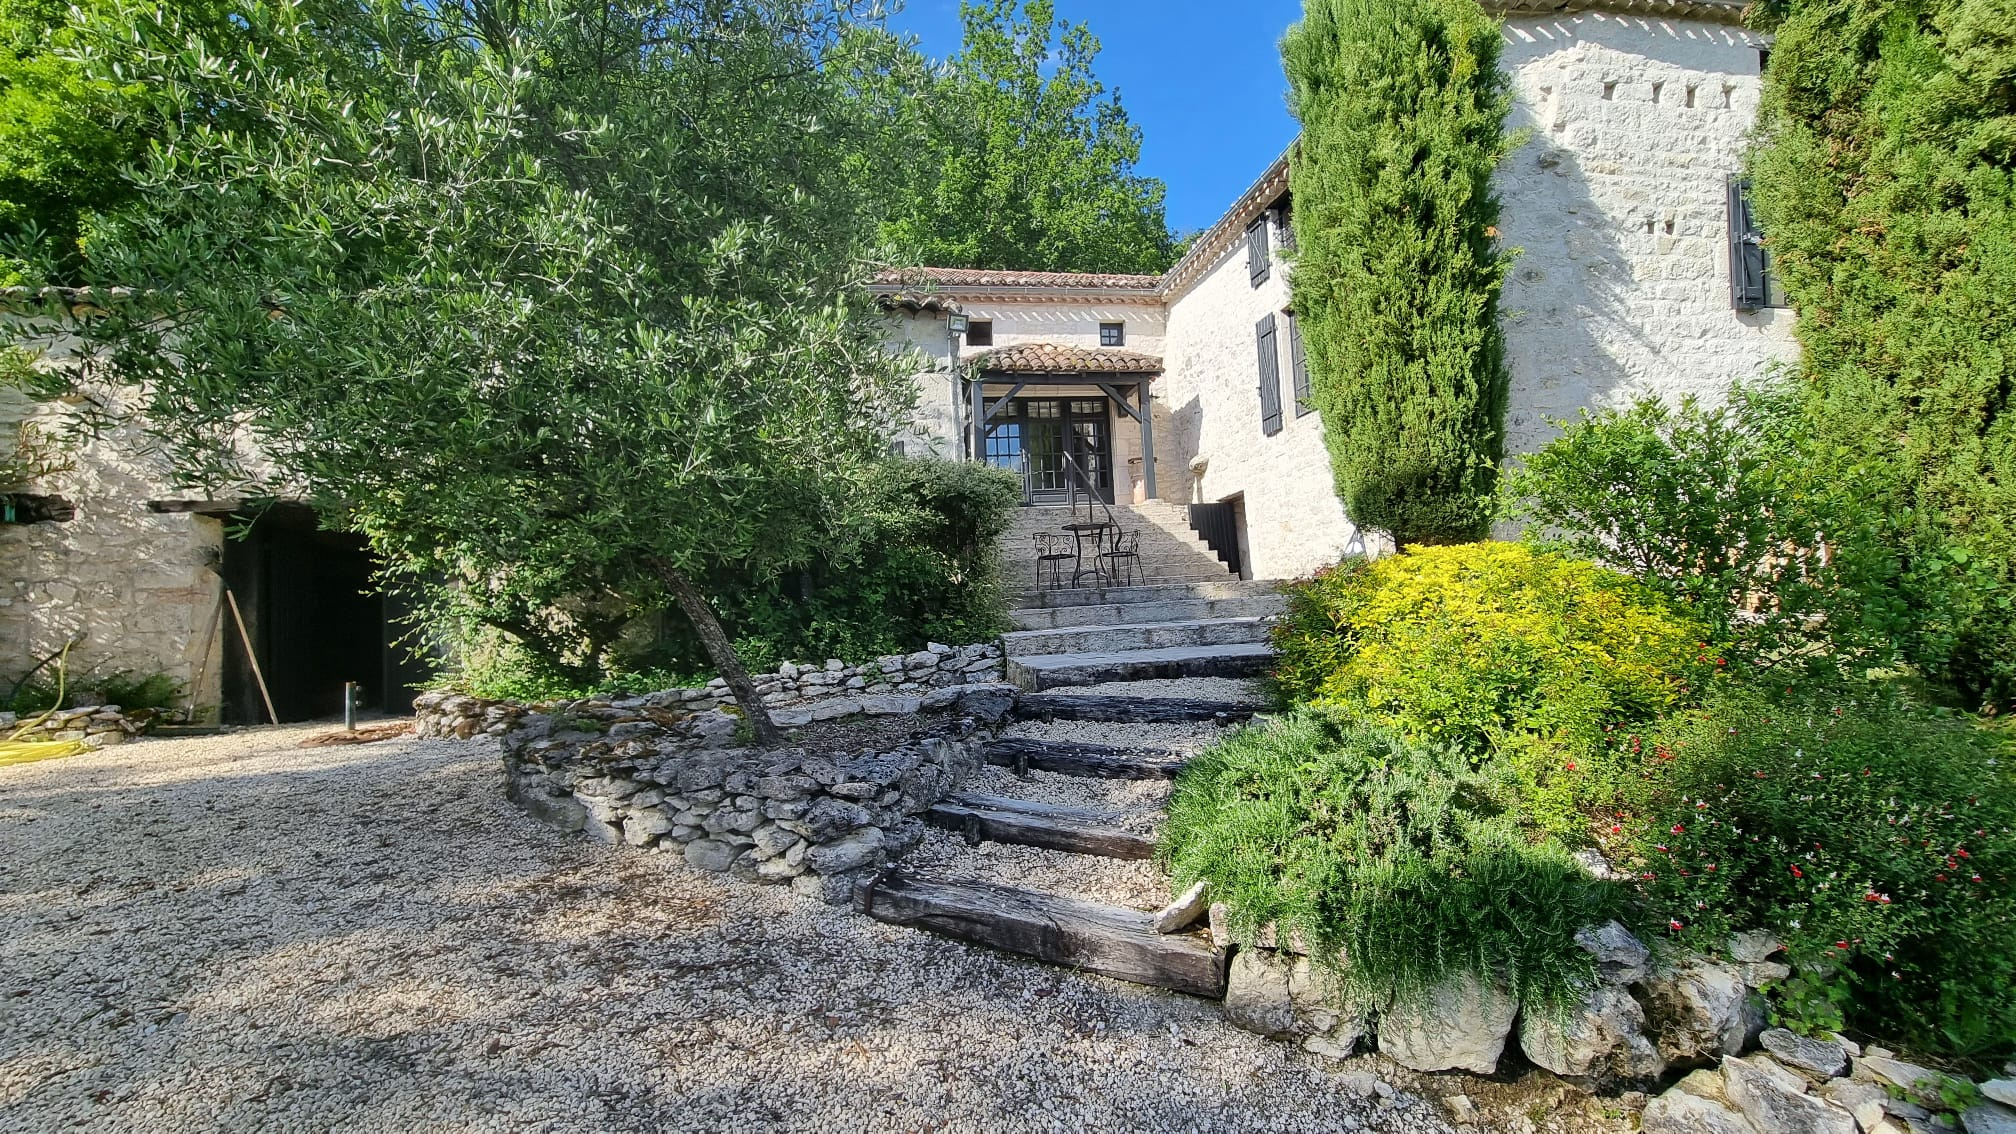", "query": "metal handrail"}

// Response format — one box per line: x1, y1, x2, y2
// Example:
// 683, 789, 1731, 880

1059, 450, 1120, 531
